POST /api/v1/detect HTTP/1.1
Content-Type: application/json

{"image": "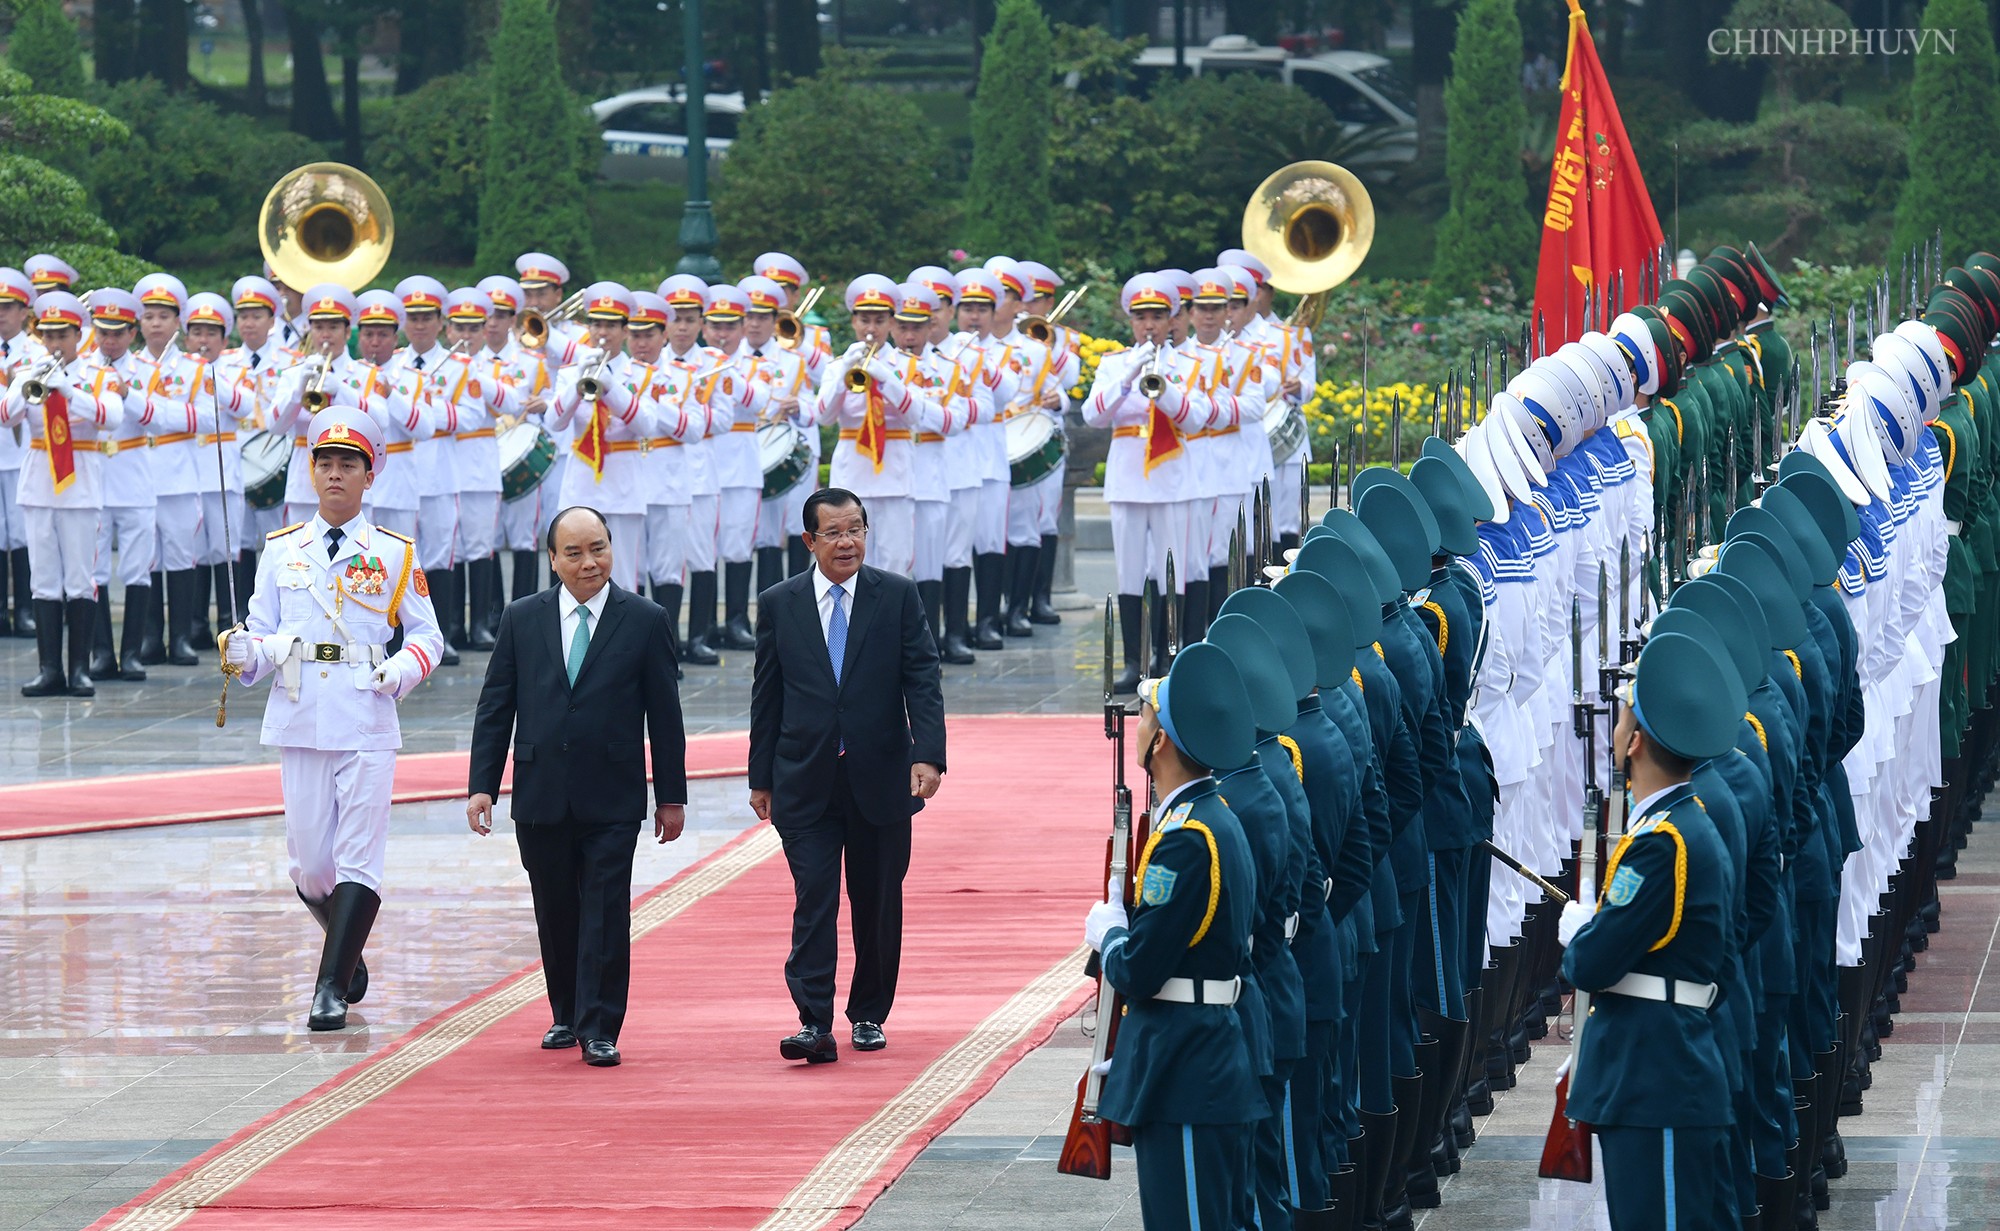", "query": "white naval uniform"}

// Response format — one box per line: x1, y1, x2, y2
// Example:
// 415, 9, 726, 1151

668, 342, 729, 577
971, 334, 1021, 555
1179, 334, 1264, 571
814, 347, 948, 577
135, 345, 209, 573
641, 360, 705, 588
552, 352, 654, 592
0, 330, 45, 553
193, 356, 255, 569
939, 334, 1005, 568
1030, 324, 1084, 538
1, 355, 115, 599
234, 514, 443, 899
1080, 344, 1217, 595
442, 348, 516, 564
94, 351, 158, 588
529, 320, 590, 545
394, 345, 460, 572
